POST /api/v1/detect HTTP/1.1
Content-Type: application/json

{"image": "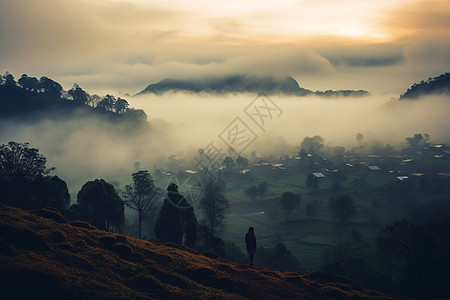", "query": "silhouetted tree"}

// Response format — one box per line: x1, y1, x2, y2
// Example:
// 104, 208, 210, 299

123, 108, 147, 122
376, 219, 450, 298
356, 132, 364, 144
0, 142, 52, 183
279, 192, 300, 222
236, 156, 249, 168
33, 175, 70, 210
333, 146, 345, 161
90, 94, 102, 107
246, 185, 258, 203
39, 76, 62, 96
376, 220, 420, 272
122, 170, 161, 239
301, 135, 324, 155
68, 83, 89, 104
0, 174, 70, 210
0, 142, 71, 210
405, 133, 430, 149
299, 148, 307, 159
3, 72, 16, 87
258, 181, 268, 201
114, 97, 129, 114
18, 74, 39, 91
222, 156, 234, 170
76, 179, 124, 232
155, 196, 183, 244
97, 94, 115, 111
329, 195, 355, 224
199, 181, 229, 239
155, 184, 198, 247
